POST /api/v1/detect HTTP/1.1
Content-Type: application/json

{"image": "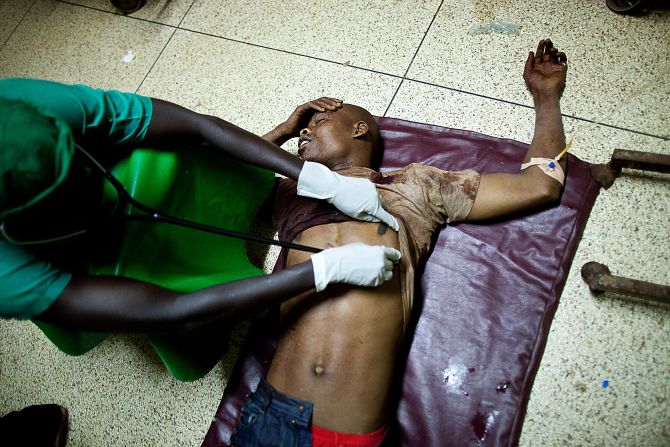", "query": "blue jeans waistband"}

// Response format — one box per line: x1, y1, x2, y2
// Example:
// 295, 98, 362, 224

250, 378, 313, 426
